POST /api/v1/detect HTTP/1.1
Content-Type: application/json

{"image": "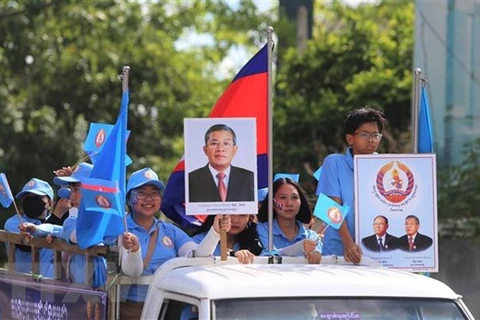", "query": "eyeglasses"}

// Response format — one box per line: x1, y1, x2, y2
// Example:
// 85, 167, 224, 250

353, 132, 383, 141
206, 141, 234, 149
133, 190, 161, 200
